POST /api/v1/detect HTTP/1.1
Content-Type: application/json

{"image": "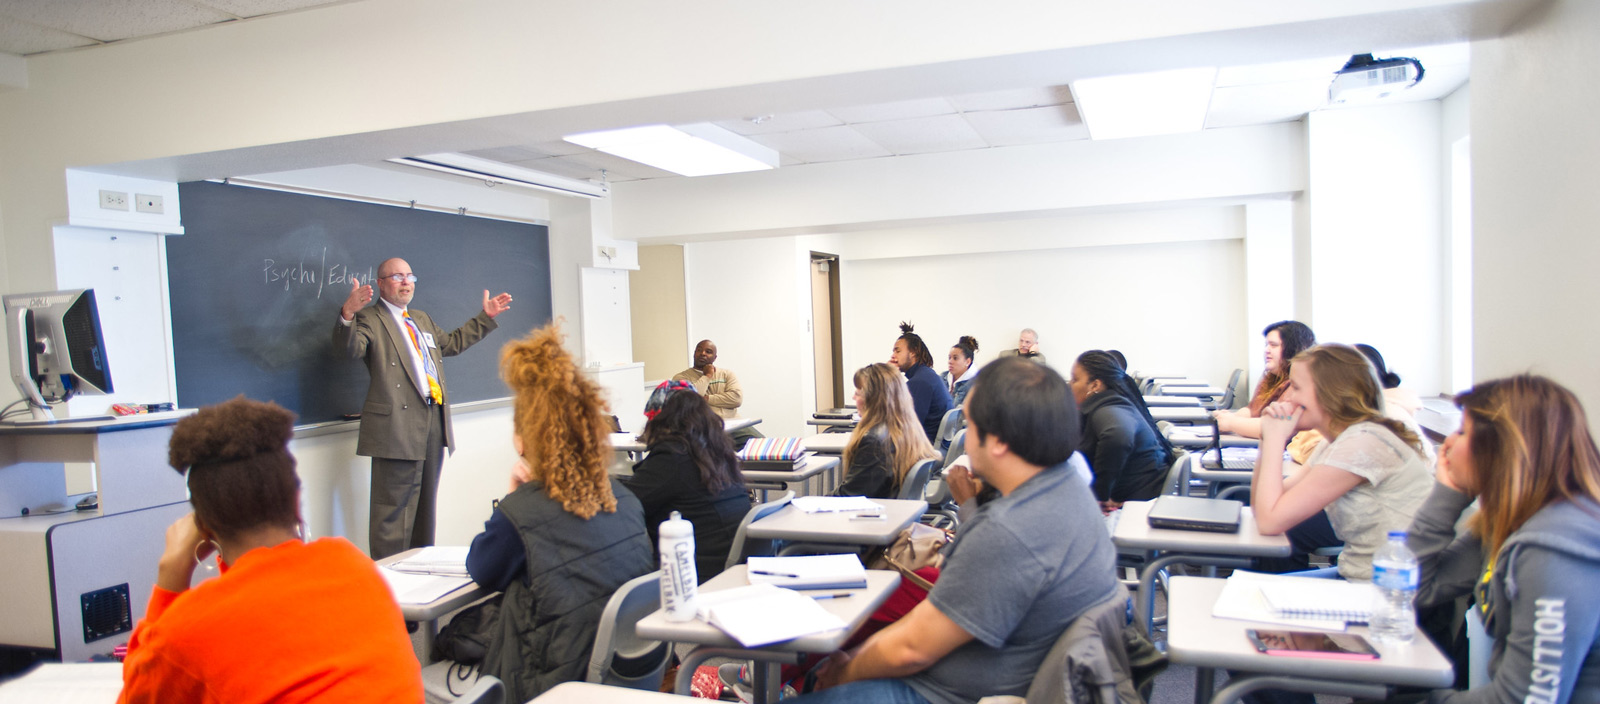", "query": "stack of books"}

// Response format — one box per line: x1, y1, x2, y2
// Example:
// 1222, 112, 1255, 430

737, 437, 810, 471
